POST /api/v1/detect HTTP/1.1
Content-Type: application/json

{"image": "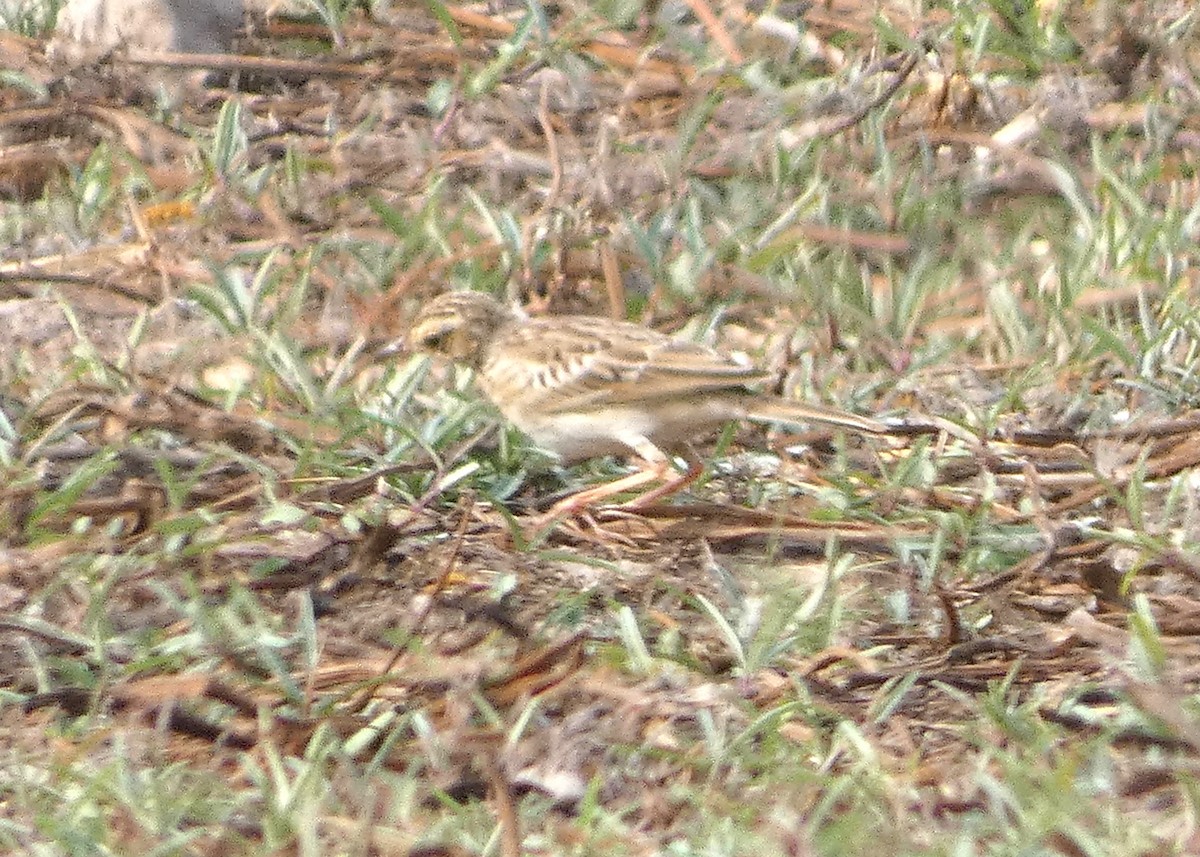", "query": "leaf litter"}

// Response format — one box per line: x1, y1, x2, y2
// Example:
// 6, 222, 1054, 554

3, 0, 1200, 852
